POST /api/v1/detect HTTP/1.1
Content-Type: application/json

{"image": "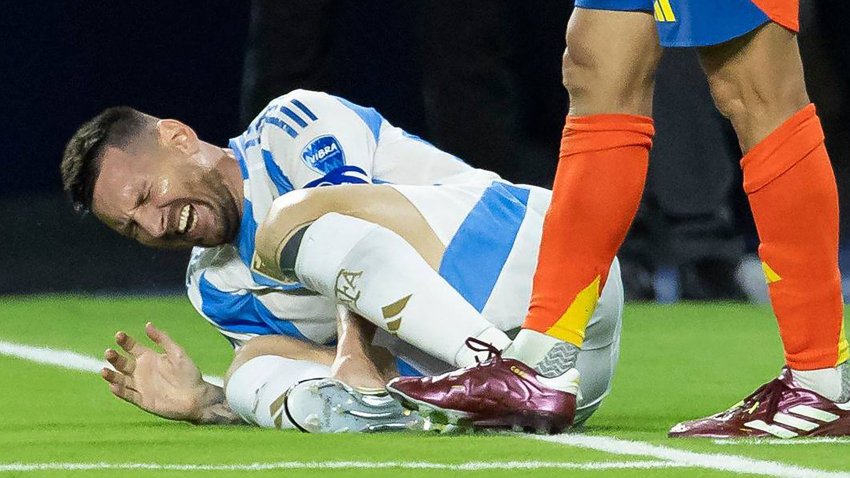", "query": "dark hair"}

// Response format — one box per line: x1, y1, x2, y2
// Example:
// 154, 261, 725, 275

61, 106, 154, 214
